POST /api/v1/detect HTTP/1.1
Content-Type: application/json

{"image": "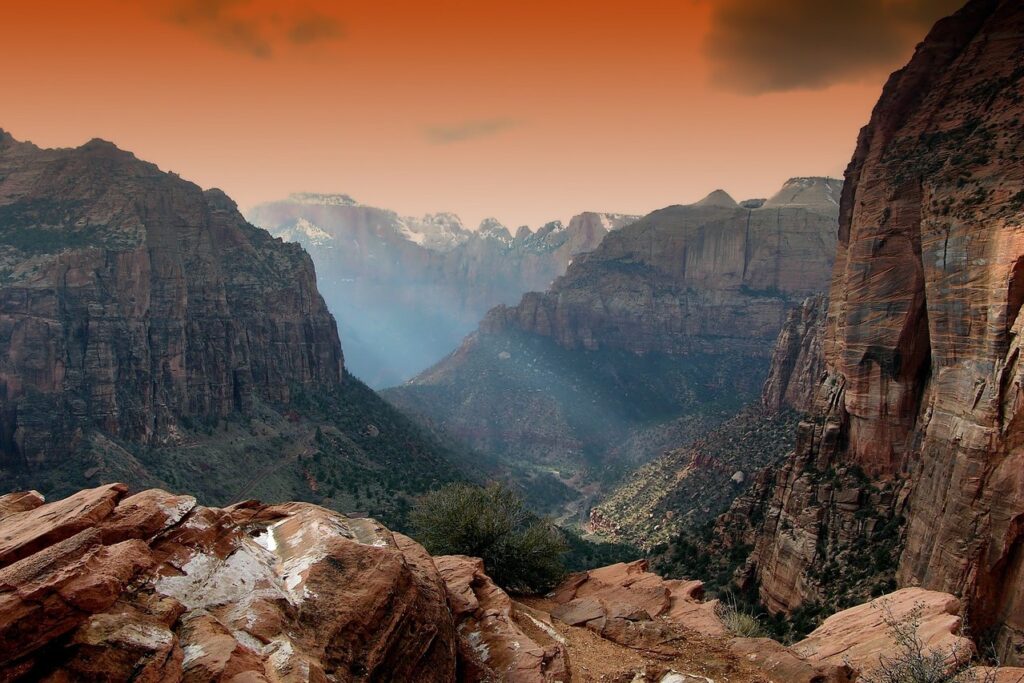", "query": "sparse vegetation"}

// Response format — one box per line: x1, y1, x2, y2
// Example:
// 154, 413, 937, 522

859, 602, 995, 683
411, 482, 568, 593
718, 595, 769, 638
